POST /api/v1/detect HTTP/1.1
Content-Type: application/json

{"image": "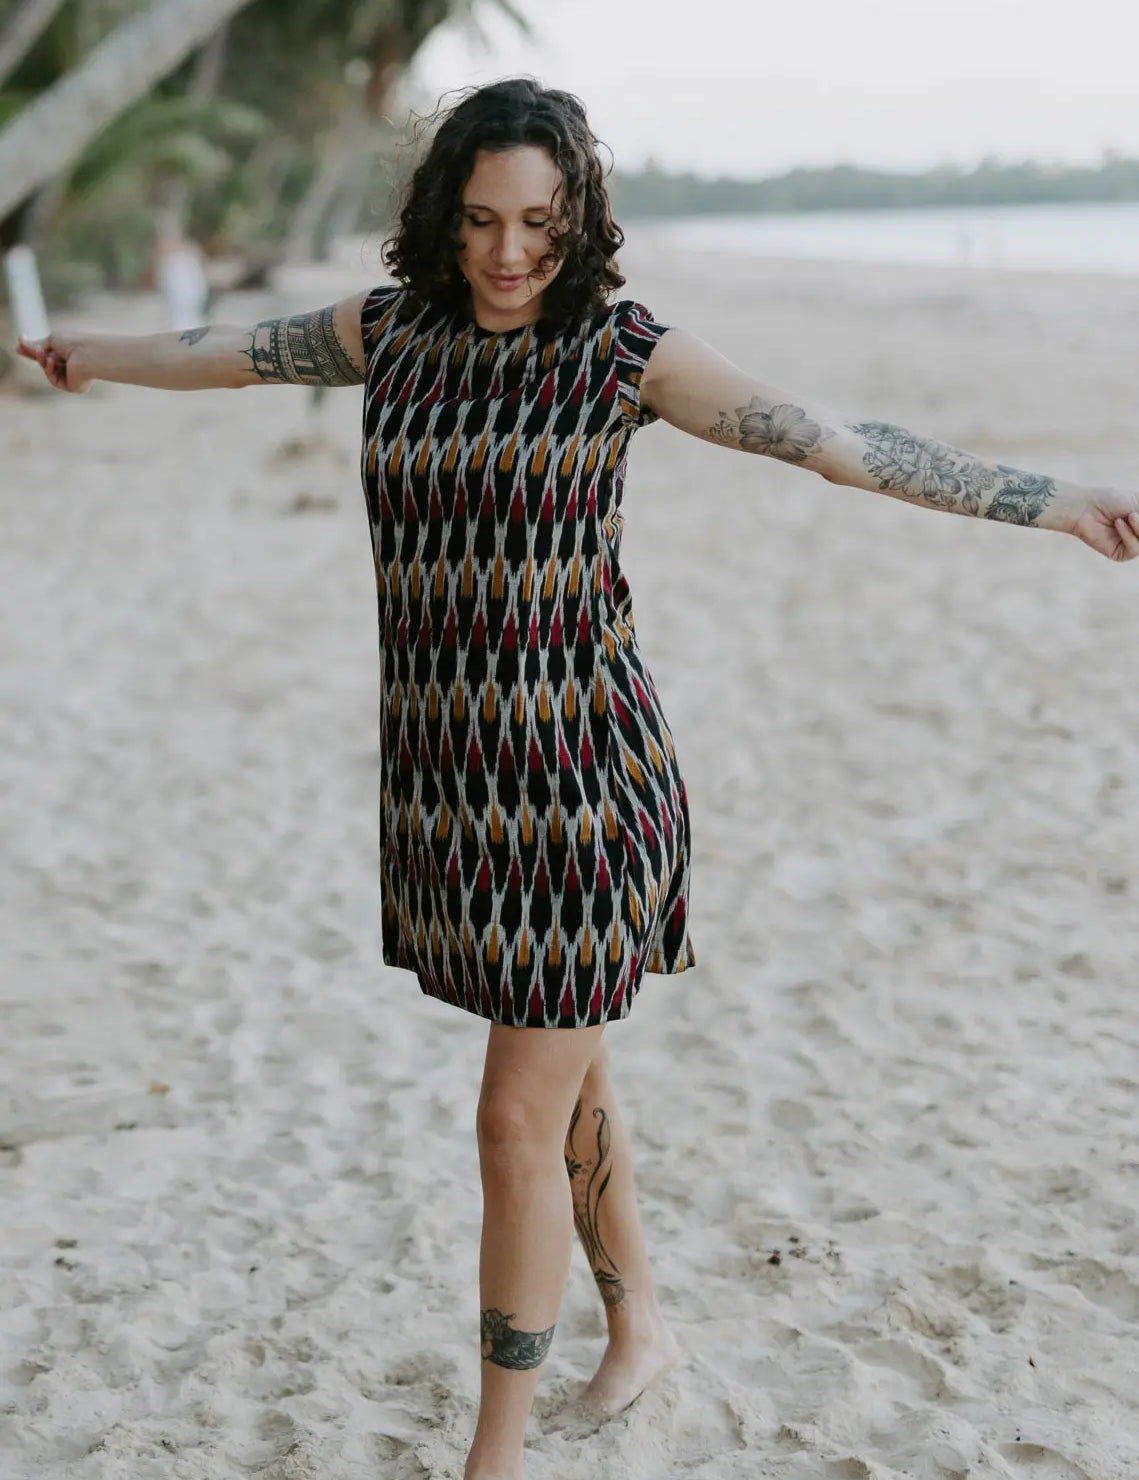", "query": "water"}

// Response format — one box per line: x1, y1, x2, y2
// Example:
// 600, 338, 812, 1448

648, 200, 1139, 277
